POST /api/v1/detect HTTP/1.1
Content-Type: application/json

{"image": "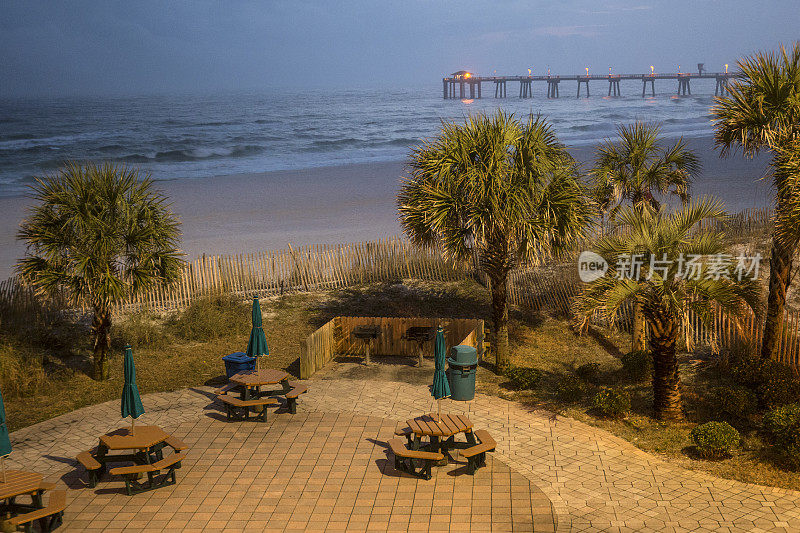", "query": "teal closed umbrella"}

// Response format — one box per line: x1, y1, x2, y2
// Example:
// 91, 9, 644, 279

121, 345, 145, 435
431, 326, 450, 421
0, 387, 10, 482
246, 296, 269, 369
